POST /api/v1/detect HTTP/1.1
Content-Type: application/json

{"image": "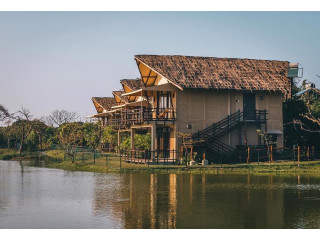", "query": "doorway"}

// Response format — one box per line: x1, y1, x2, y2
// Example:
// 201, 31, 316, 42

243, 93, 256, 120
